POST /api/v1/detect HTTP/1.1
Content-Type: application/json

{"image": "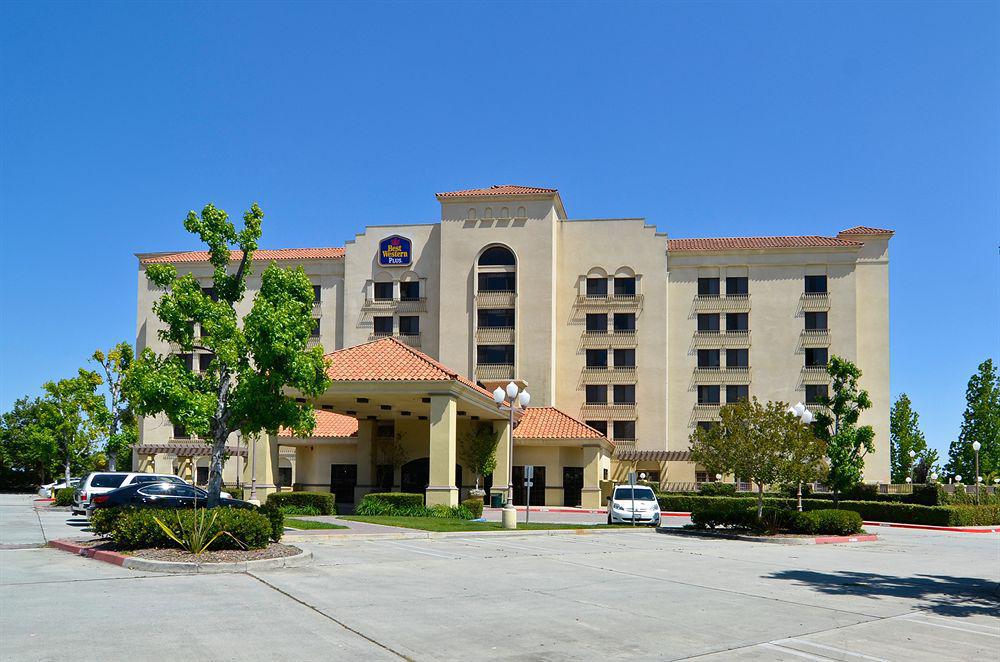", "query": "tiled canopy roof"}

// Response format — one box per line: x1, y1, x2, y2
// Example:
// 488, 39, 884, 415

837, 226, 895, 236
667, 236, 861, 252
436, 185, 558, 198
324, 337, 494, 399
140, 247, 346, 264
513, 407, 607, 440
278, 409, 358, 438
